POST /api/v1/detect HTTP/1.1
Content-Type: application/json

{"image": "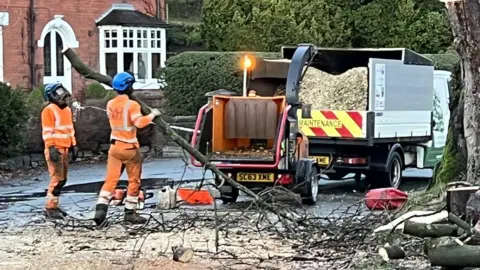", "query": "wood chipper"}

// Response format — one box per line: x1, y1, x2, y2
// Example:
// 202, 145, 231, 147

190, 44, 447, 205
